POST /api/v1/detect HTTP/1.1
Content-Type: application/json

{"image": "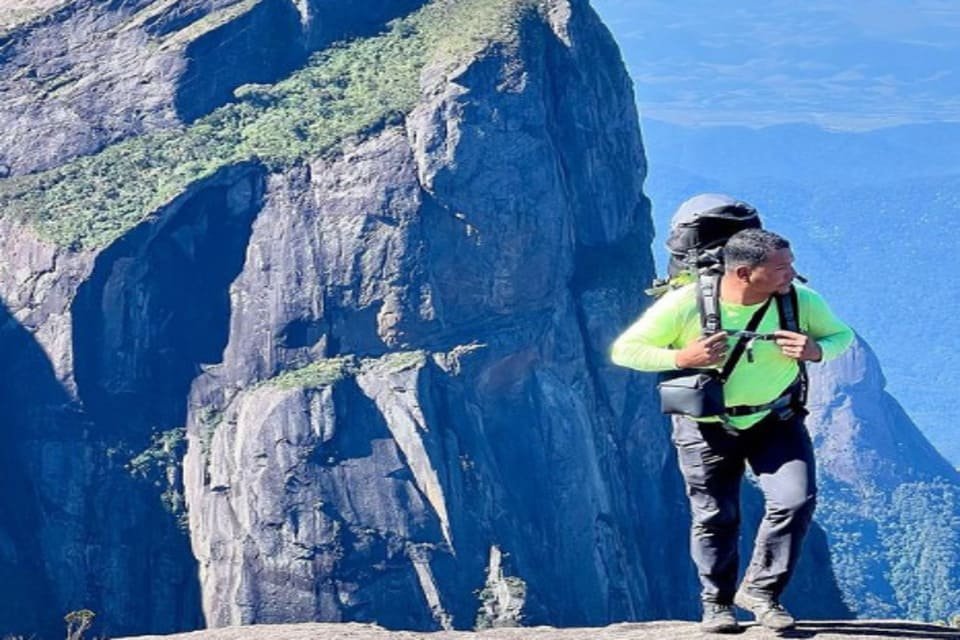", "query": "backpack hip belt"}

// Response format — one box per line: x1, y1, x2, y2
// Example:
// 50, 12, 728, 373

724, 376, 805, 418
